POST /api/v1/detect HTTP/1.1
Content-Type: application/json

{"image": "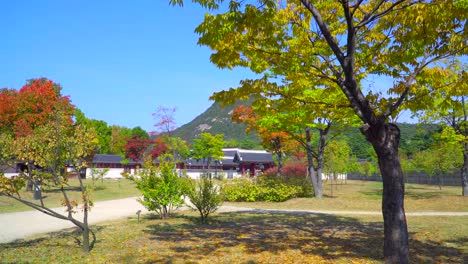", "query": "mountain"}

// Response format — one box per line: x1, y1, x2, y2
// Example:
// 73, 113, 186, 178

173, 101, 438, 158
172, 101, 259, 145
